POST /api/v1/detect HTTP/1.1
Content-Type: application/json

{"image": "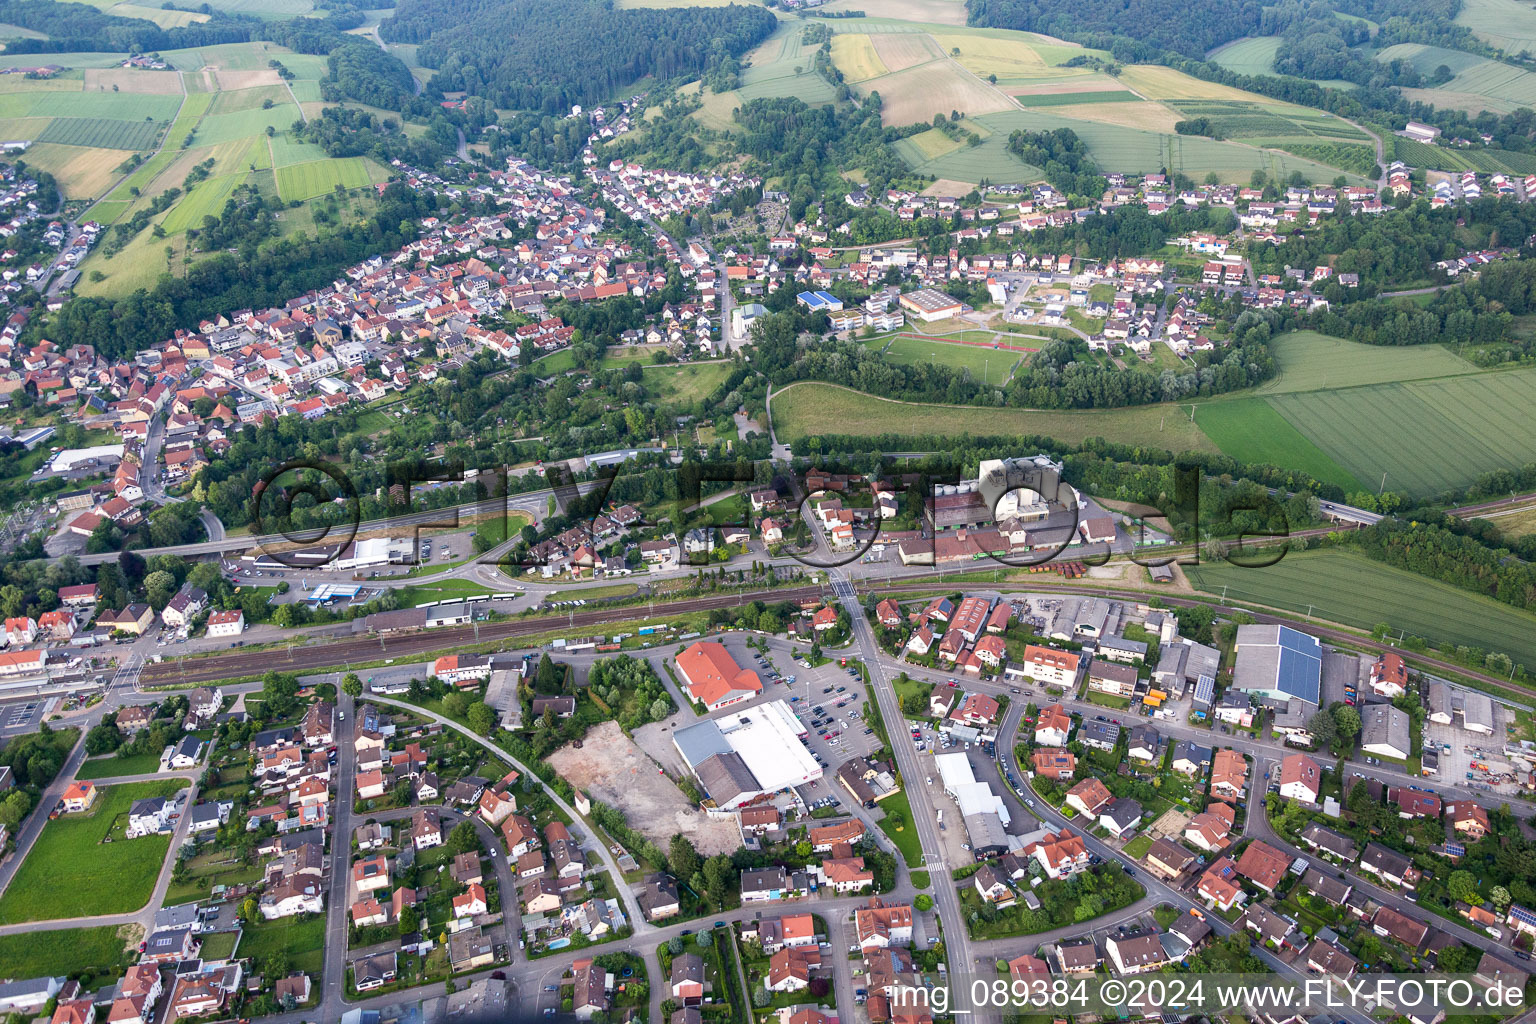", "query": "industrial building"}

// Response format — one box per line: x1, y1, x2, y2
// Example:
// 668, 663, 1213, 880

1232, 624, 1321, 706
898, 288, 963, 322
934, 752, 1010, 856
673, 699, 822, 811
